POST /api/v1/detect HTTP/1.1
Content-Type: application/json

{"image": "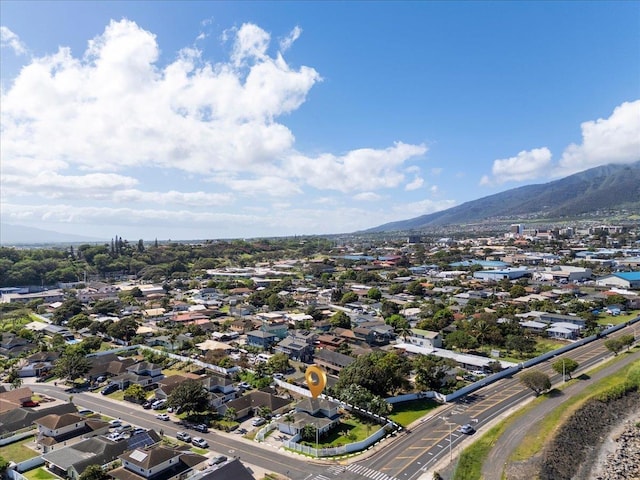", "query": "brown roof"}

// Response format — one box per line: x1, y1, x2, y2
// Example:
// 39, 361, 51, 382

0, 386, 33, 413
35, 413, 84, 430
